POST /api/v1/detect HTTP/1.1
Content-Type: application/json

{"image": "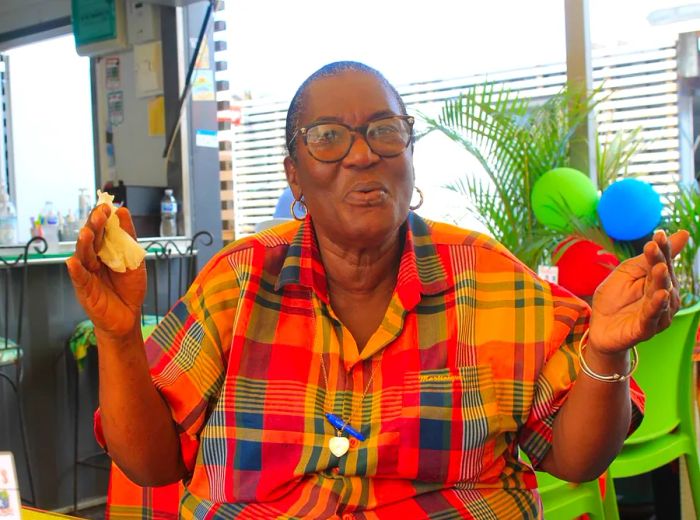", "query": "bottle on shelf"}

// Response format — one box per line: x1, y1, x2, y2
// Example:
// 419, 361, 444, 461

62, 209, 80, 242
0, 191, 18, 246
42, 200, 60, 248
159, 188, 178, 237
78, 188, 91, 224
